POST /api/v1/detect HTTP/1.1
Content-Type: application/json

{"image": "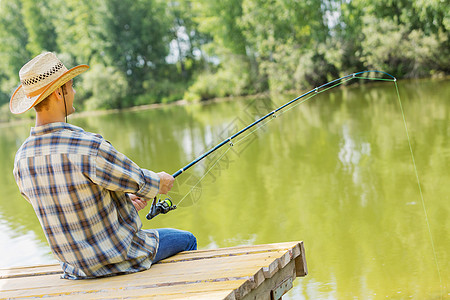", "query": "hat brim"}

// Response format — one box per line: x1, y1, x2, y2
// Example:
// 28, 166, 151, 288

10, 64, 89, 114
